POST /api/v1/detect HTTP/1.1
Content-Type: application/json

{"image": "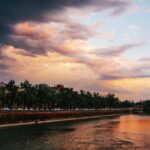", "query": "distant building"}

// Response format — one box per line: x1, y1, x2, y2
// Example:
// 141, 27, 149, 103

56, 84, 64, 89
49, 84, 65, 94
